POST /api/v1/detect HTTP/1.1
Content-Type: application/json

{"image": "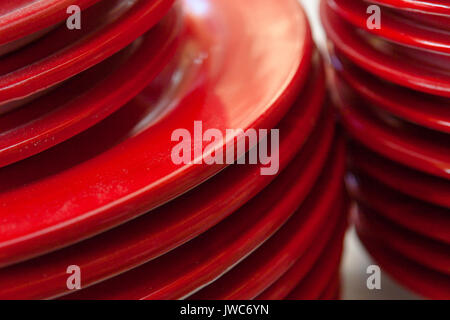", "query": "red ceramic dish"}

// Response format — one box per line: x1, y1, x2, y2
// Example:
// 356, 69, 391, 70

63, 131, 344, 300
356, 205, 450, 275
321, 0, 450, 97
357, 230, 450, 300
334, 80, 450, 179
328, 0, 450, 54
0, 0, 102, 46
349, 144, 450, 208
286, 232, 344, 300
333, 53, 450, 133
397, 9, 450, 30
347, 172, 450, 244
0, 0, 313, 267
255, 204, 348, 300
371, 0, 450, 16
191, 158, 346, 300
0, 0, 175, 107
0, 10, 181, 168
0, 69, 331, 299
319, 273, 340, 300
